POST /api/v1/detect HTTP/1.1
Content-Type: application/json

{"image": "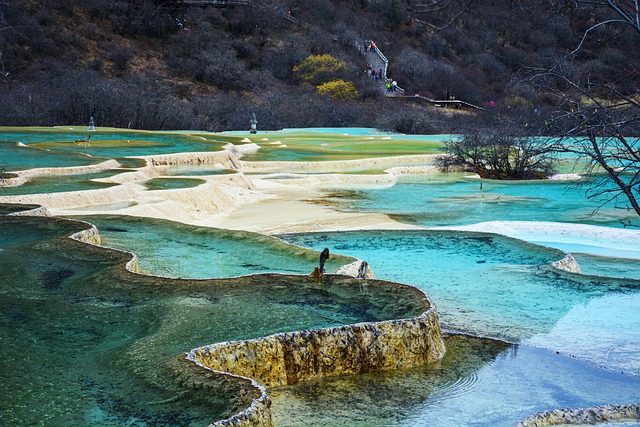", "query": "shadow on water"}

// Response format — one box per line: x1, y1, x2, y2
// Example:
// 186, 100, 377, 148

270, 333, 640, 427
